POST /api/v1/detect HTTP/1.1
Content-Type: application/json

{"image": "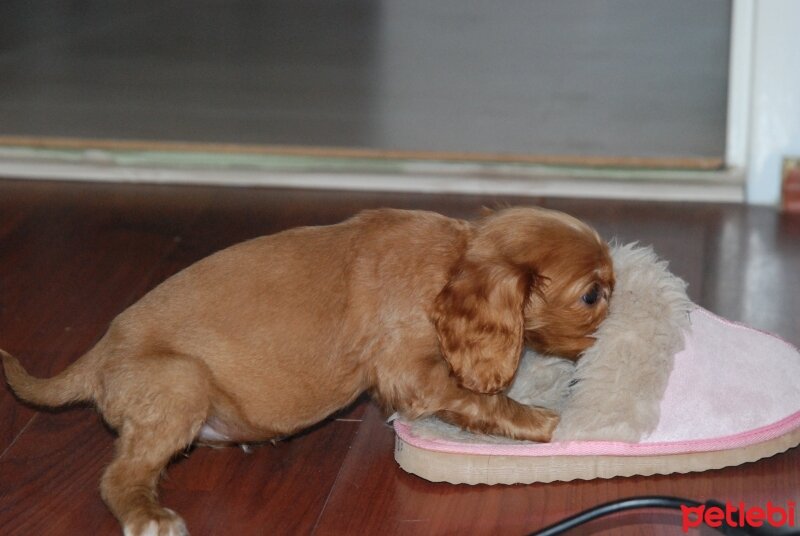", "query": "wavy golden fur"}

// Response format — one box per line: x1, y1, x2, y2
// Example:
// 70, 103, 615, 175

2, 207, 613, 536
